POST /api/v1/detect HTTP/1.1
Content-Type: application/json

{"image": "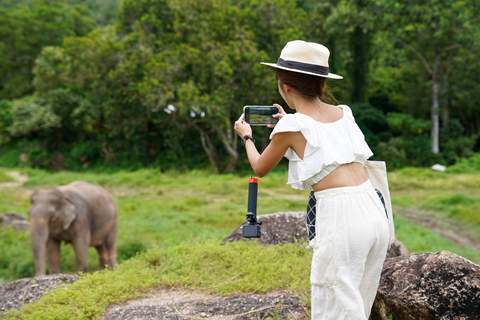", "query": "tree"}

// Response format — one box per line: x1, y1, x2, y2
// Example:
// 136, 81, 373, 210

321, 0, 379, 104
380, 0, 480, 153
116, 0, 307, 172
0, 0, 96, 99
